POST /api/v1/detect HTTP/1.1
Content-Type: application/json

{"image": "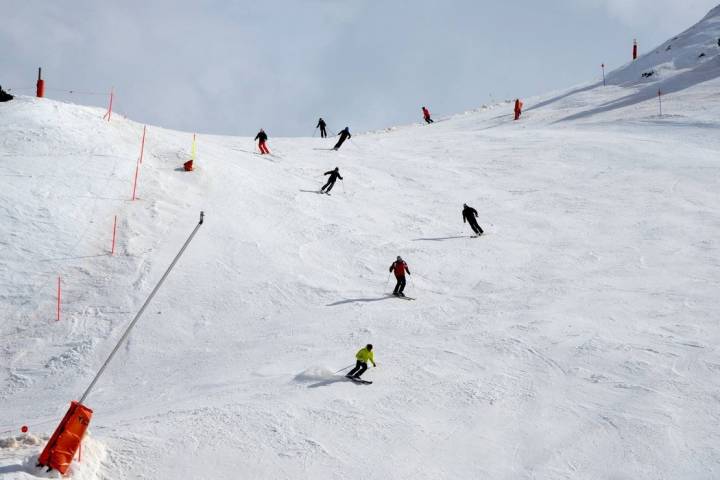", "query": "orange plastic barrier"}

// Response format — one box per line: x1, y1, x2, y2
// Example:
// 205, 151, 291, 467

184, 160, 194, 171
37, 401, 93, 474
